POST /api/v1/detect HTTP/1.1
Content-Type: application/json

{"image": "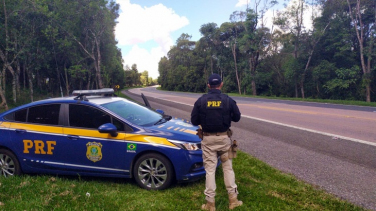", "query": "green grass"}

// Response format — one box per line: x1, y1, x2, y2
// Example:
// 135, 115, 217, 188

0, 152, 365, 211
